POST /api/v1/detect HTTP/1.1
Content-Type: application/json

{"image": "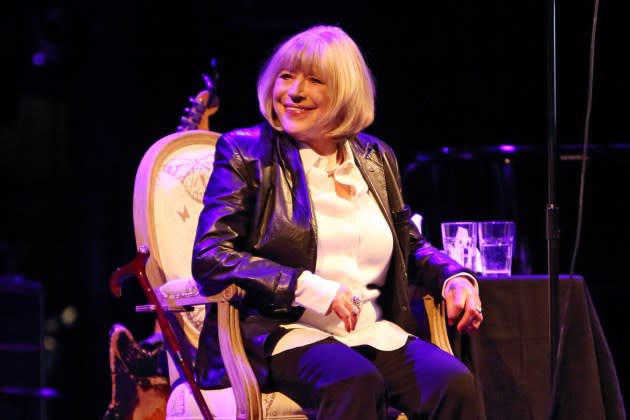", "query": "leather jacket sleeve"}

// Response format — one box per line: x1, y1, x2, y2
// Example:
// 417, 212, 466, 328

191, 132, 303, 313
